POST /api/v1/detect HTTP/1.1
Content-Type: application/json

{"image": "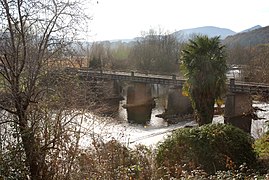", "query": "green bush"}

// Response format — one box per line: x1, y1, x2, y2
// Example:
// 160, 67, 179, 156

156, 124, 257, 176
255, 132, 269, 158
